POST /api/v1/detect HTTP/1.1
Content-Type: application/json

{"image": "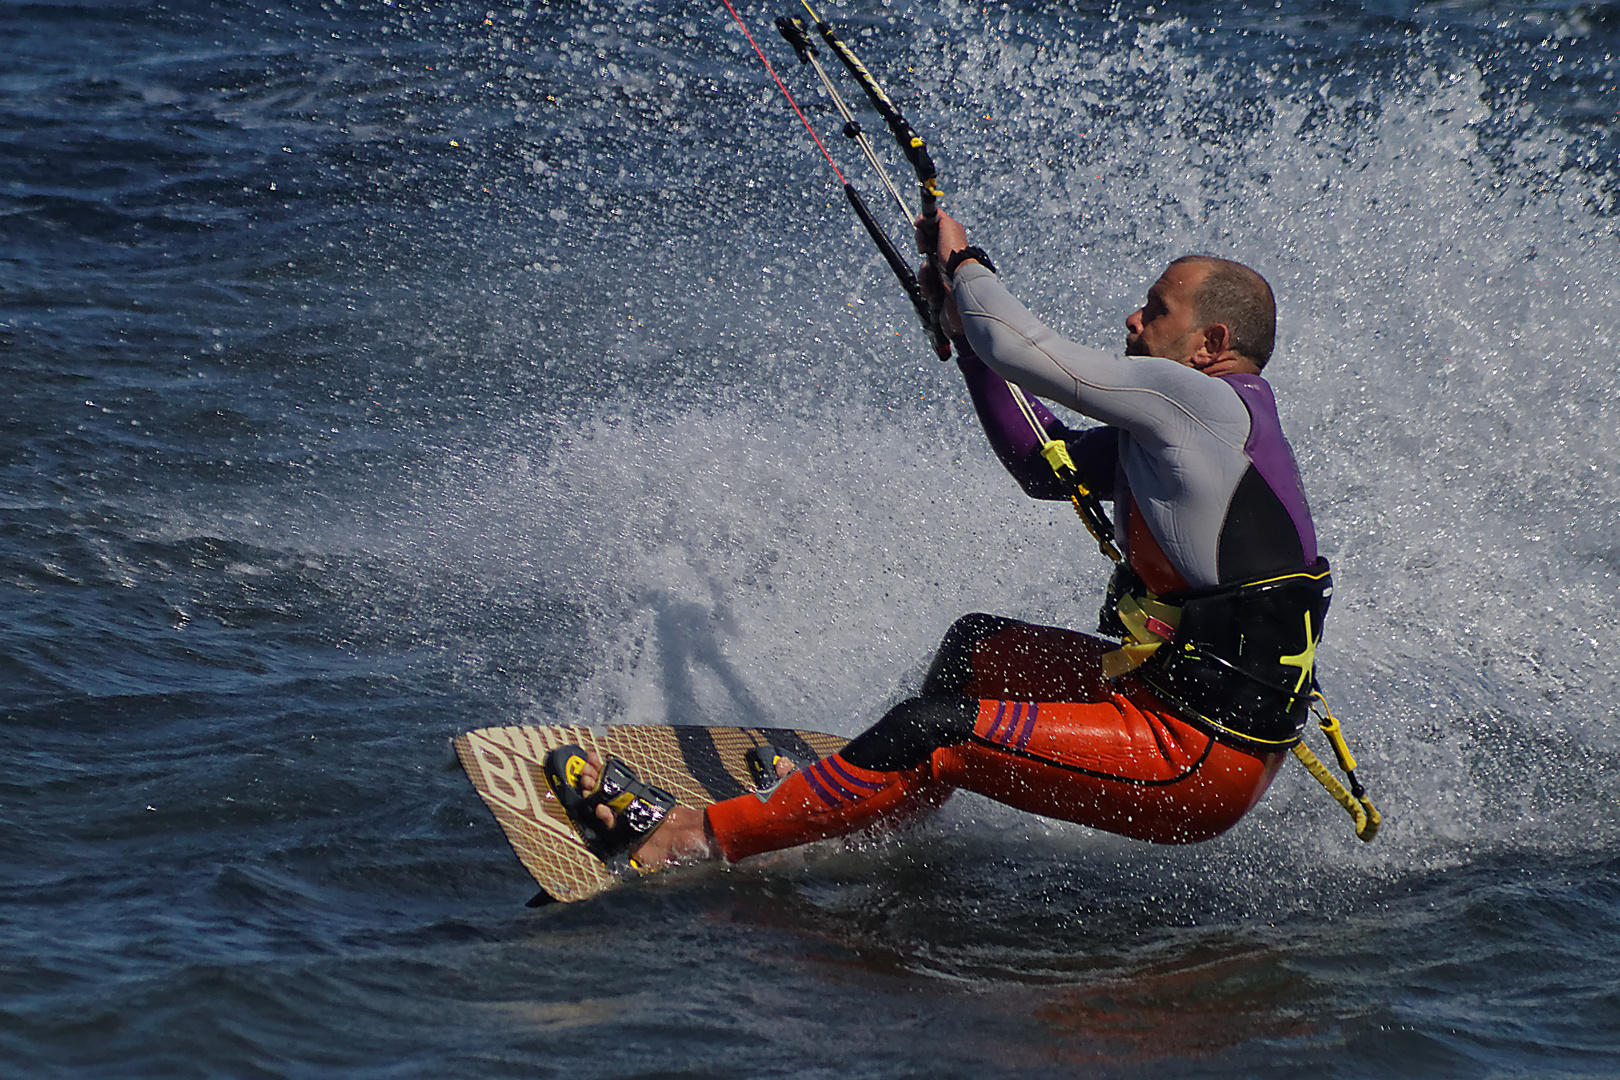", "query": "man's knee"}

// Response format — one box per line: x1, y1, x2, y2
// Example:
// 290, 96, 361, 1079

921, 612, 1023, 697
840, 696, 979, 773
